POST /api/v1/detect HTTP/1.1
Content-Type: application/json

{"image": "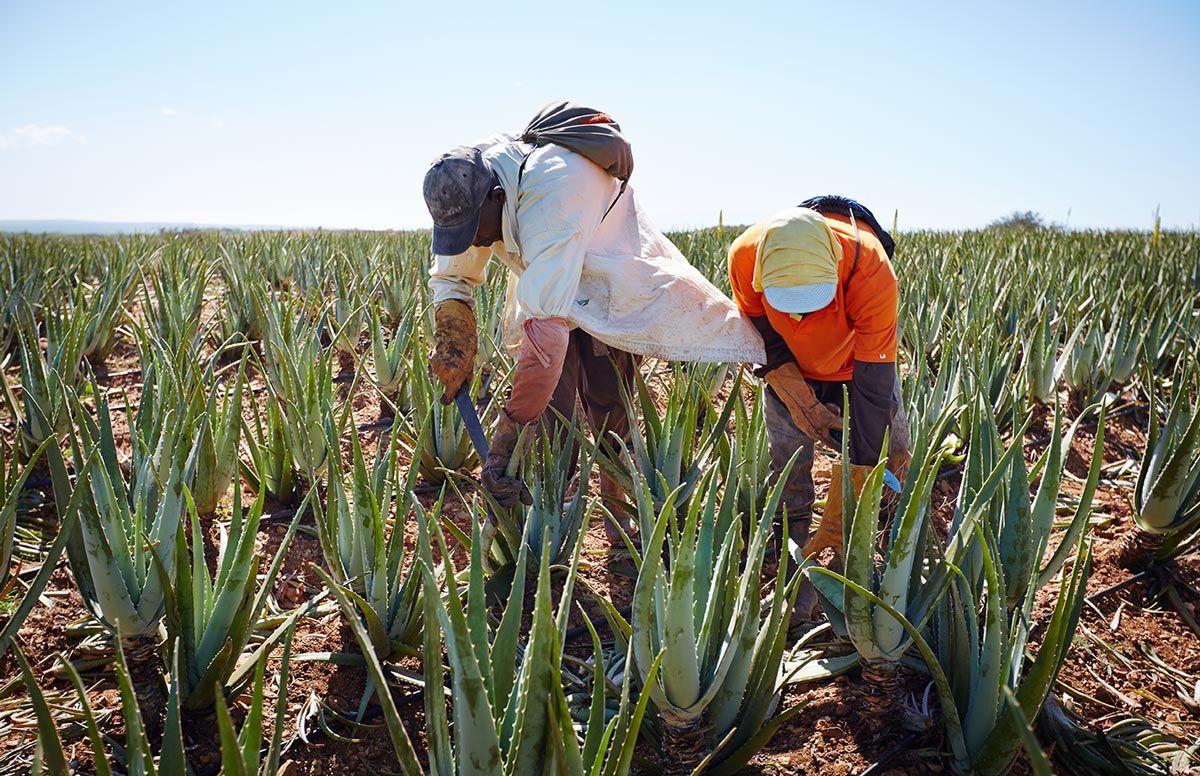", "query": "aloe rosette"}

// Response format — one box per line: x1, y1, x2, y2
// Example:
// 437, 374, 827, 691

316, 420, 423, 657
630, 464, 804, 776
1125, 365, 1200, 565
64, 389, 198, 639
